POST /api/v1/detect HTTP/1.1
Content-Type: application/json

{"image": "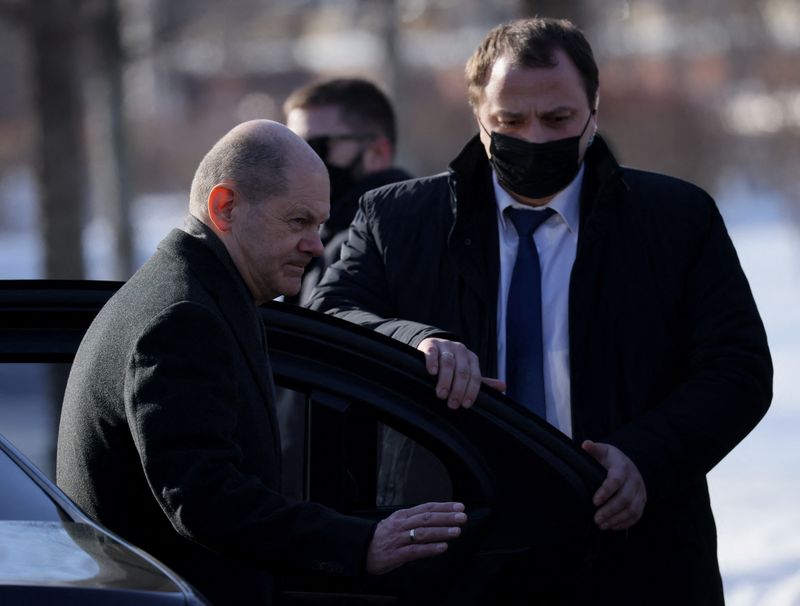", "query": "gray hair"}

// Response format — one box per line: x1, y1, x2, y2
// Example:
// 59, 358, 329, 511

189, 127, 289, 217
